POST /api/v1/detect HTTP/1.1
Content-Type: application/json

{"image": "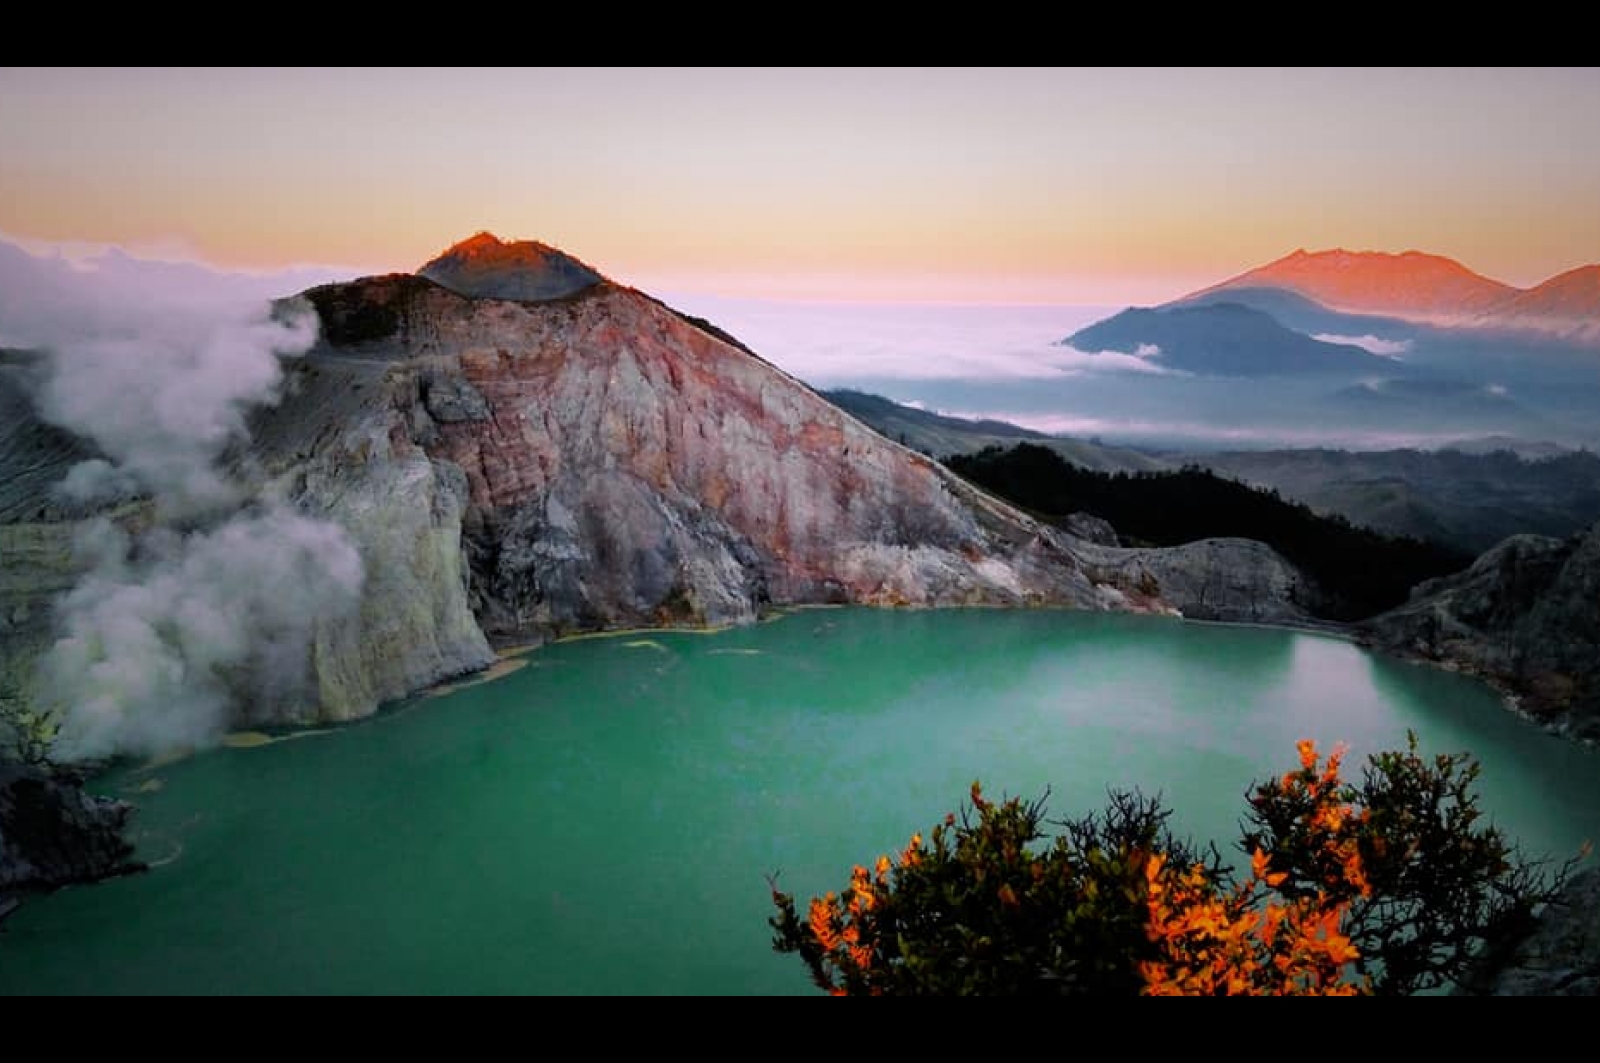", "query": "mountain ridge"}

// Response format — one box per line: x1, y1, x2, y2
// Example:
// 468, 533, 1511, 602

1182, 247, 1600, 345
1479, 264, 1600, 344
1191, 248, 1515, 321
